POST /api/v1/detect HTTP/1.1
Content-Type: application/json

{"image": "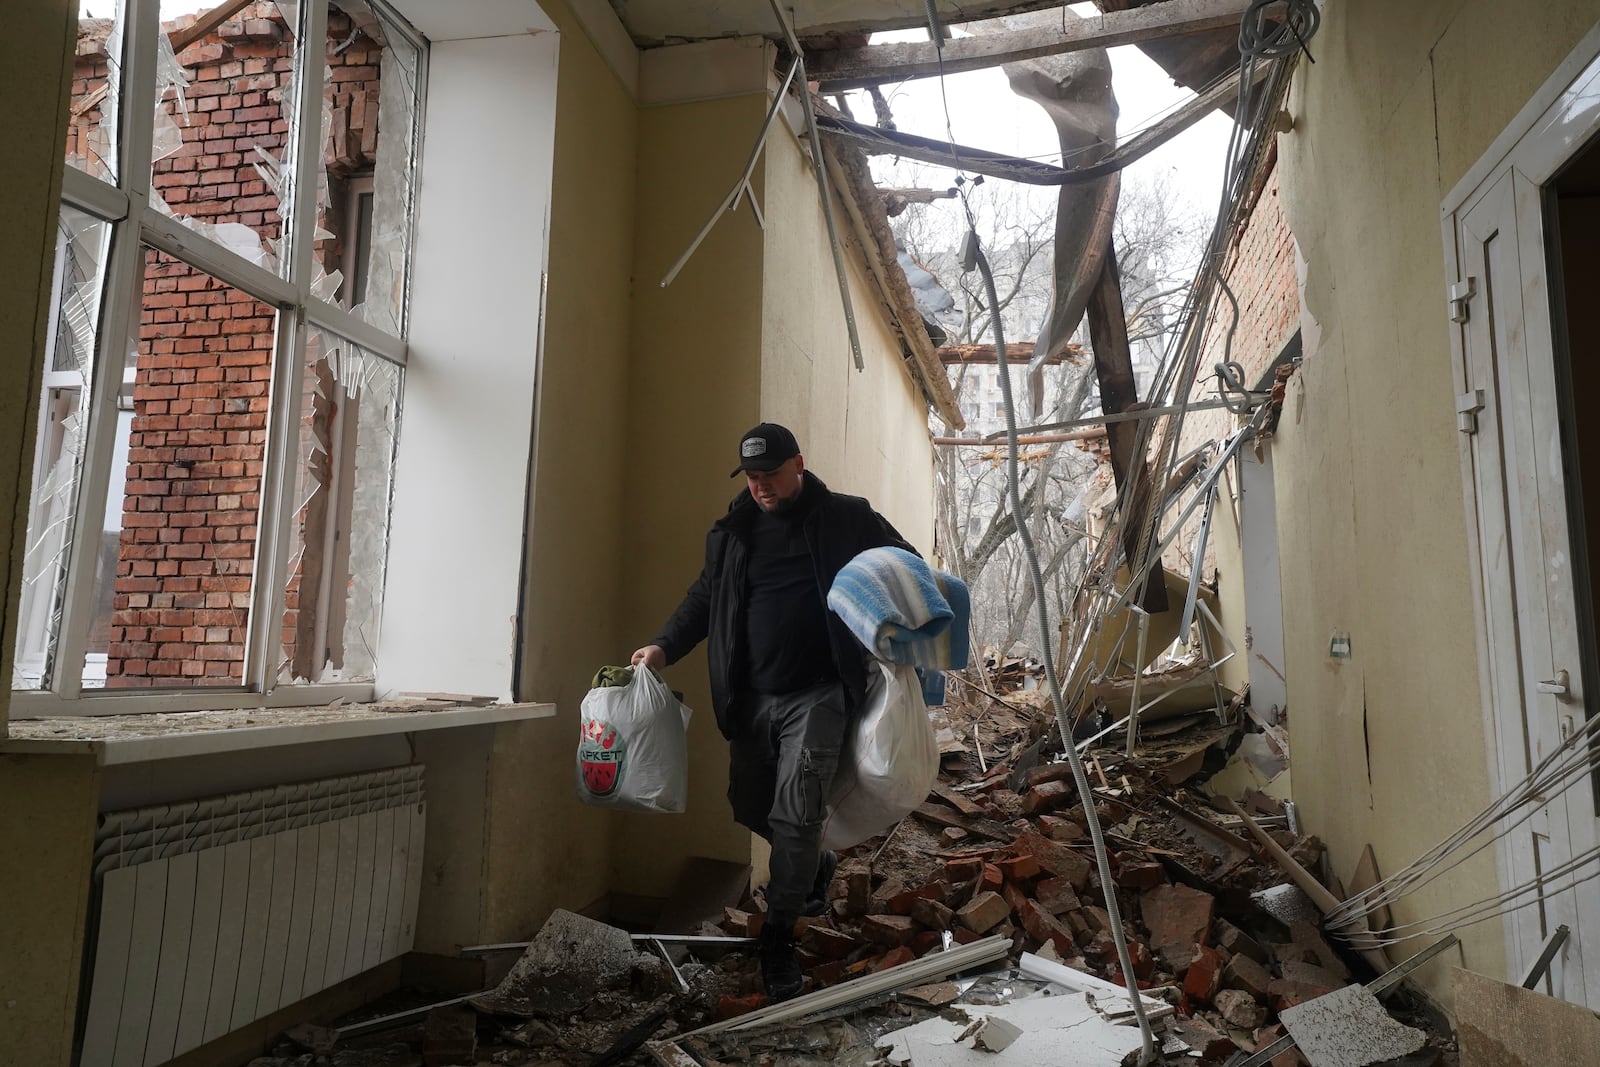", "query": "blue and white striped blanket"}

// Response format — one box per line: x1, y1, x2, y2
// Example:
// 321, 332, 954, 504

828, 547, 970, 671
